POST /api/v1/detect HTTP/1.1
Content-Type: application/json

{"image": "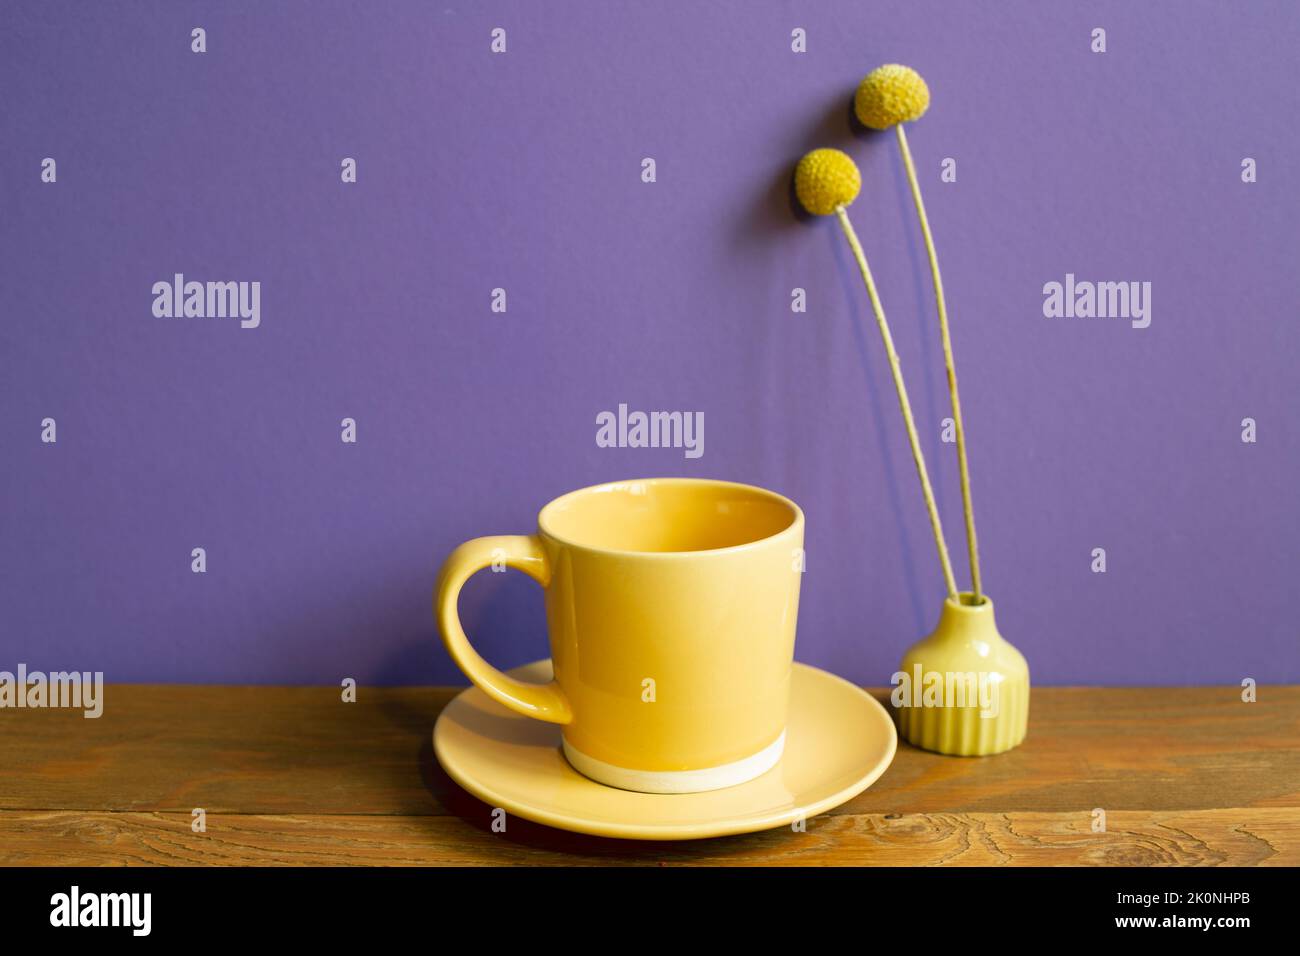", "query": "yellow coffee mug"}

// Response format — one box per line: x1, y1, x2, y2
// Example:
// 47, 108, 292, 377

435, 477, 805, 793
